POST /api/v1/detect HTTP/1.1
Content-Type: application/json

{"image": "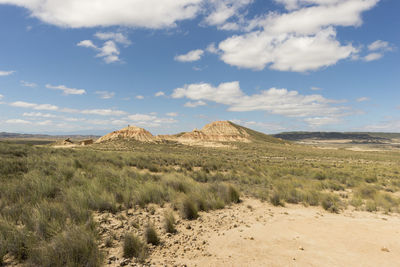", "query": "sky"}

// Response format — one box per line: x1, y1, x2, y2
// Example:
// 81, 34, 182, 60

0, 0, 399, 135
